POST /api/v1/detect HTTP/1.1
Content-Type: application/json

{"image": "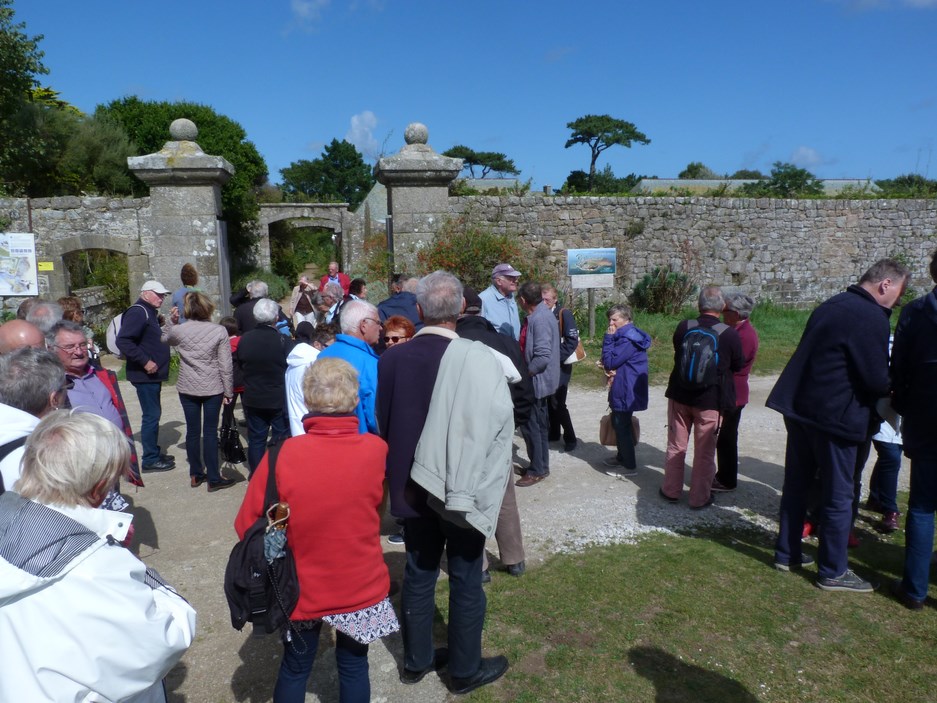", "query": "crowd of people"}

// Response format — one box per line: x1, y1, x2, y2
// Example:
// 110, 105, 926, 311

1, 252, 935, 700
